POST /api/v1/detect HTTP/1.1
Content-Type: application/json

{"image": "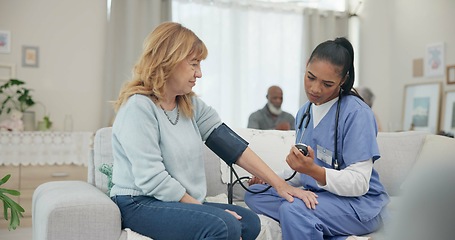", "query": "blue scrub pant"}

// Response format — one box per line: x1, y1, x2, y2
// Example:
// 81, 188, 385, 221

112, 195, 261, 240
244, 185, 383, 240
